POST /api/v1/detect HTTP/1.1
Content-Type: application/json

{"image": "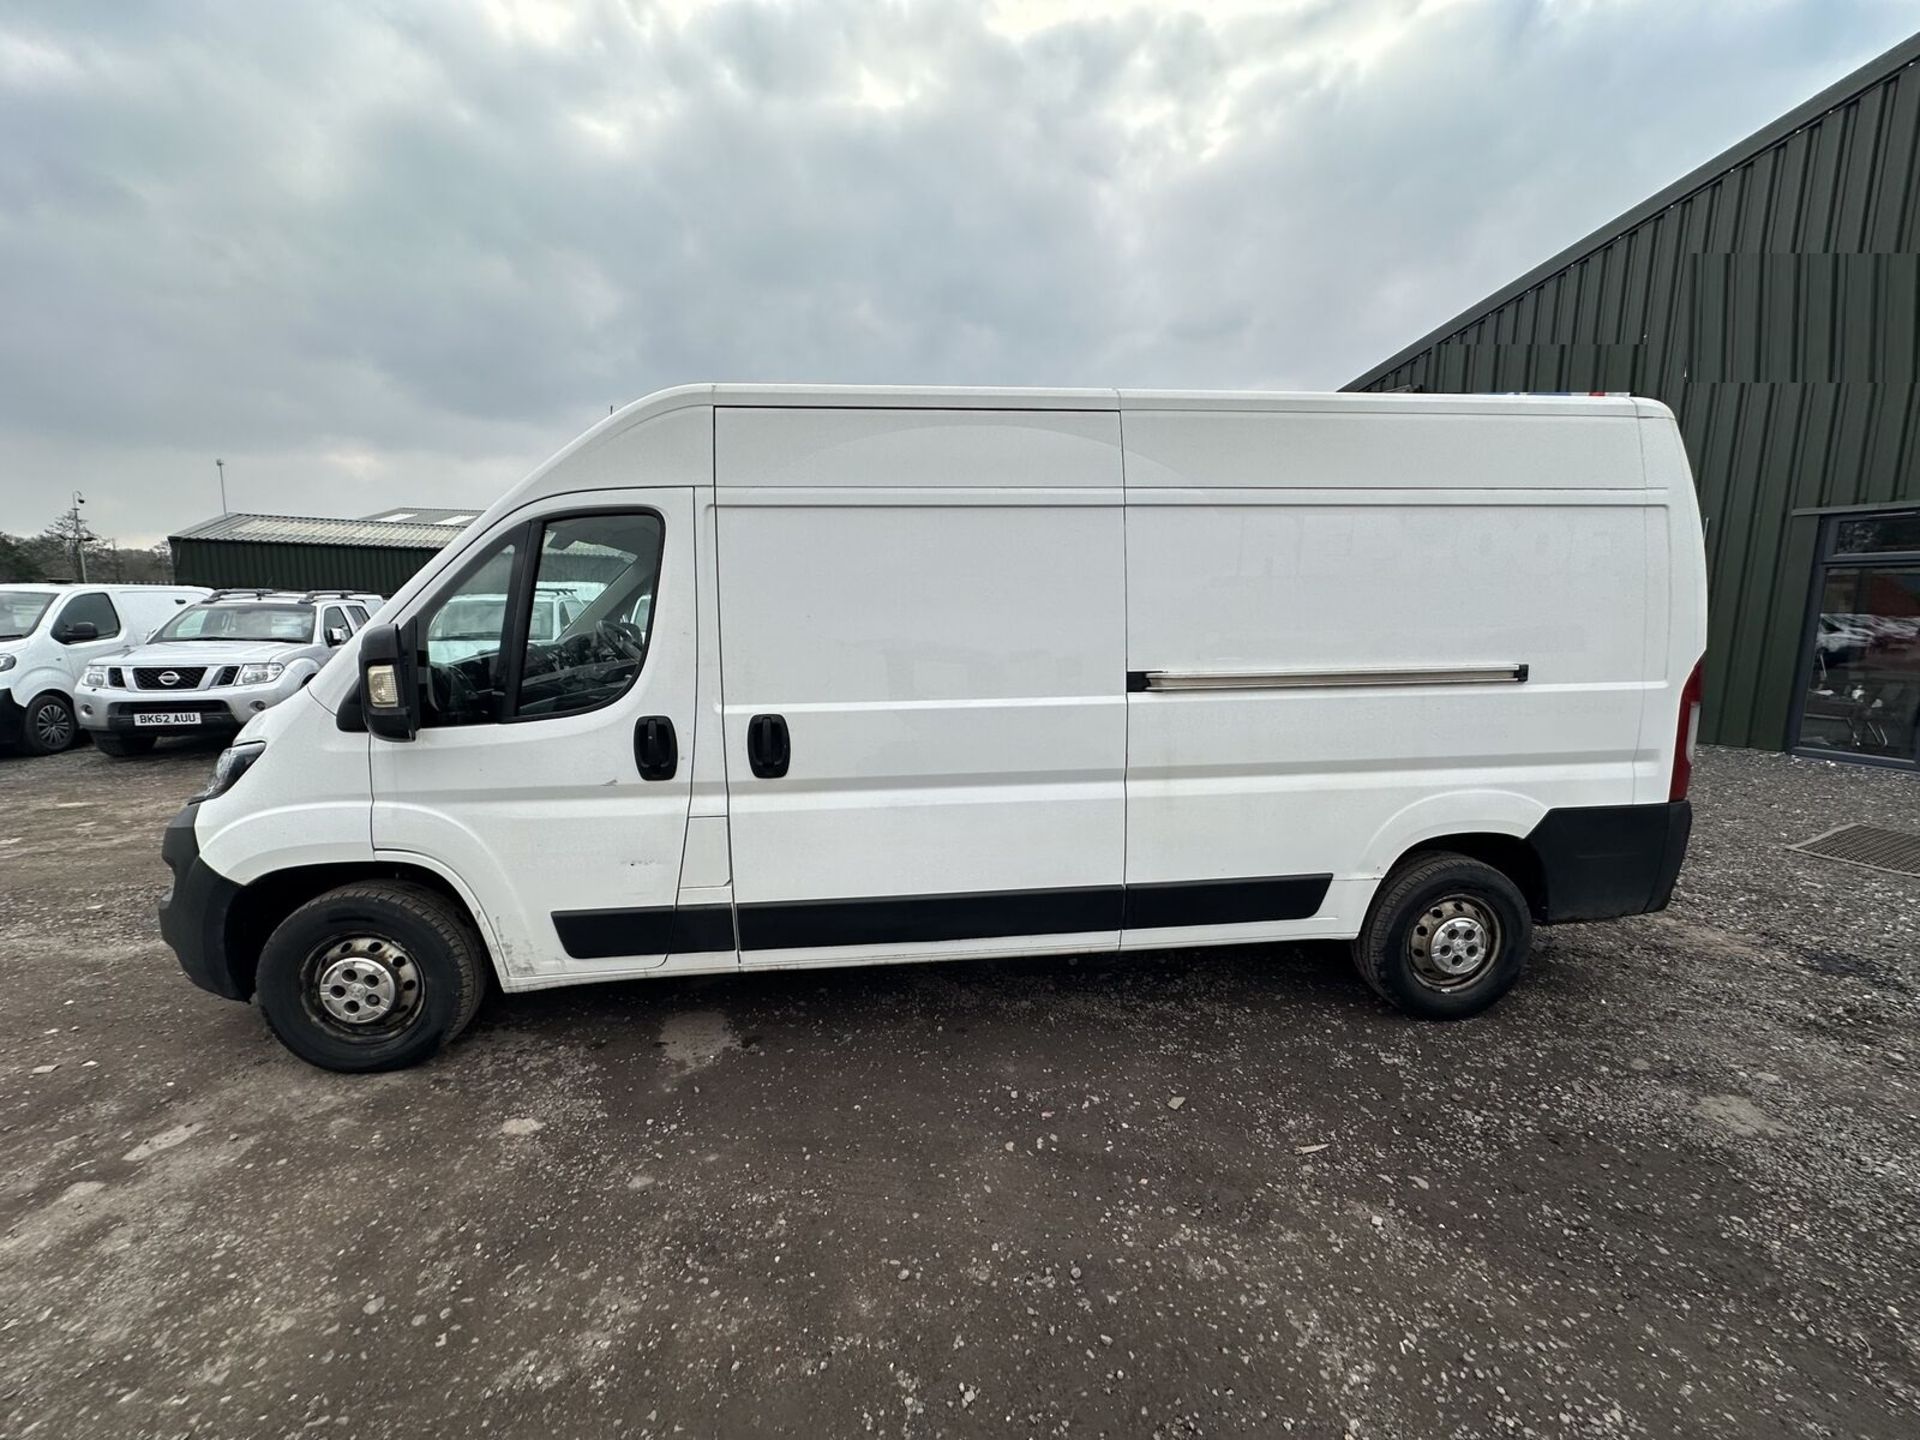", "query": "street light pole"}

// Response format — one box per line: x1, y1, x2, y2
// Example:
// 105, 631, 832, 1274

215, 458, 228, 515
71, 490, 88, 582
